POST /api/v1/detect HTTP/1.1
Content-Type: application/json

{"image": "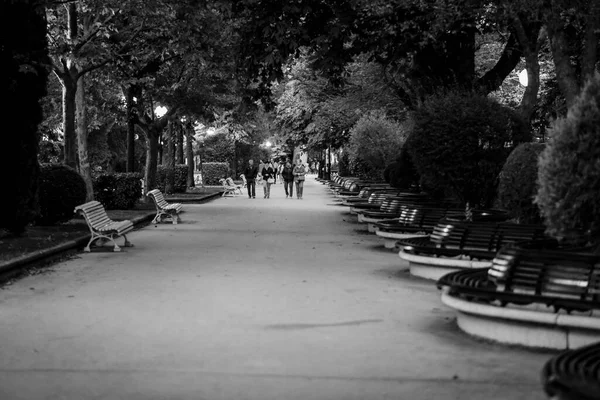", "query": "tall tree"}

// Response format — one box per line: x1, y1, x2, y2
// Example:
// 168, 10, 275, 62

1, 0, 49, 234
